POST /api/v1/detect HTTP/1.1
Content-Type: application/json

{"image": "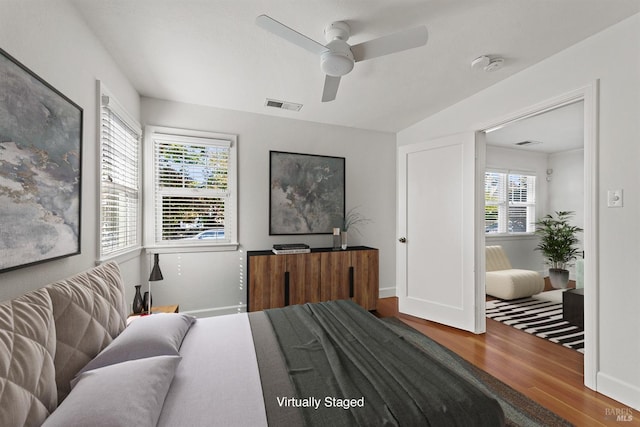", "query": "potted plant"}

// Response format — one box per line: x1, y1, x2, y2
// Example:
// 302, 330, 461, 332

340, 207, 371, 250
535, 211, 583, 289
